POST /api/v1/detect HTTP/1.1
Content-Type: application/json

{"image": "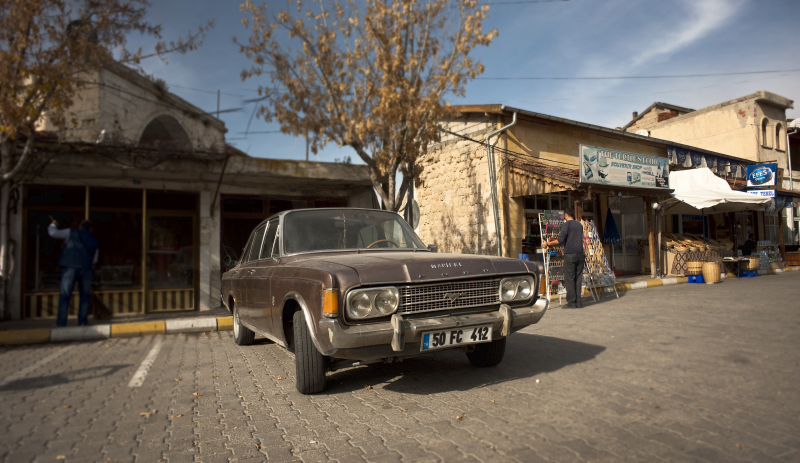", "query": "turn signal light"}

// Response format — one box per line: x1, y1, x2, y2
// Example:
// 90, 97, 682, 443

323, 289, 339, 317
